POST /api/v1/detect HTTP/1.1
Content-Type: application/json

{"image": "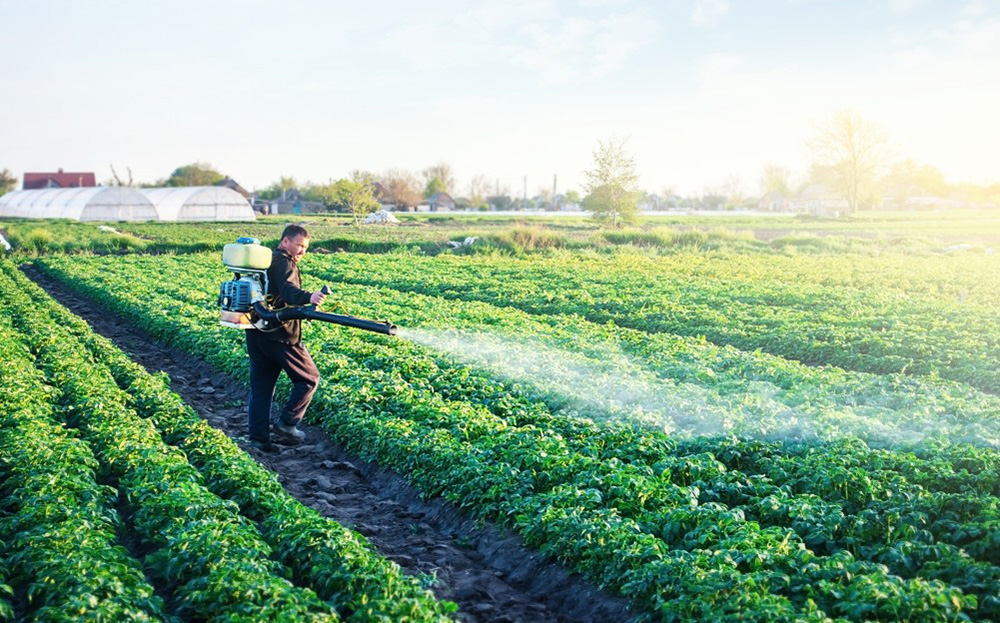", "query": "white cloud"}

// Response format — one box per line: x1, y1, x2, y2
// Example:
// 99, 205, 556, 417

889, 0, 928, 14
960, 0, 993, 18
504, 9, 659, 84
691, 0, 729, 27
